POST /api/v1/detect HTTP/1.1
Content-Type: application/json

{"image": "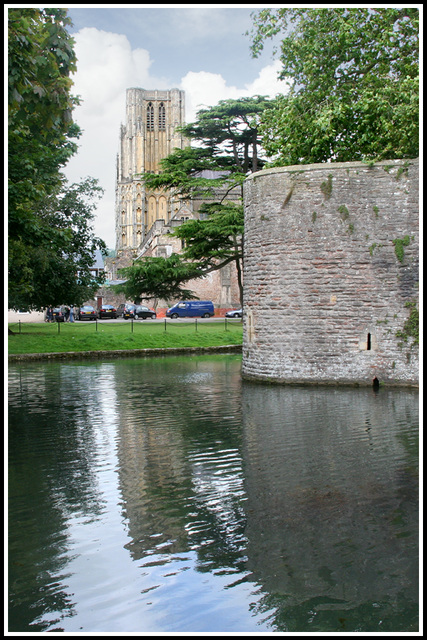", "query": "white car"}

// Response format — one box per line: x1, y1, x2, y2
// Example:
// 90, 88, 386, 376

225, 309, 242, 318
